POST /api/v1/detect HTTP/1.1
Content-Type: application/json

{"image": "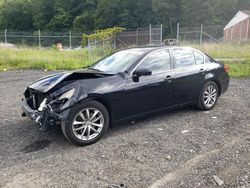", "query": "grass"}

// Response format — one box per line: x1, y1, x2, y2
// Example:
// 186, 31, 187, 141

195, 44, 250, 78
0, 48, 97, 71
0, 44, 250, 78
